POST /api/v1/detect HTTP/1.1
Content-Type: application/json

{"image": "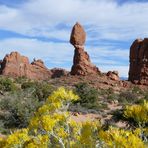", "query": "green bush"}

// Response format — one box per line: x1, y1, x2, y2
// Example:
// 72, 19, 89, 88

34, 82, 54, 101
0, 90, 42, 129
21, 81, 37, 89
74, 82, 99, 108
118, 90, 138, 104
15, 76, 28, 84
21, 81, 54, 101
0, 77, 17, 92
